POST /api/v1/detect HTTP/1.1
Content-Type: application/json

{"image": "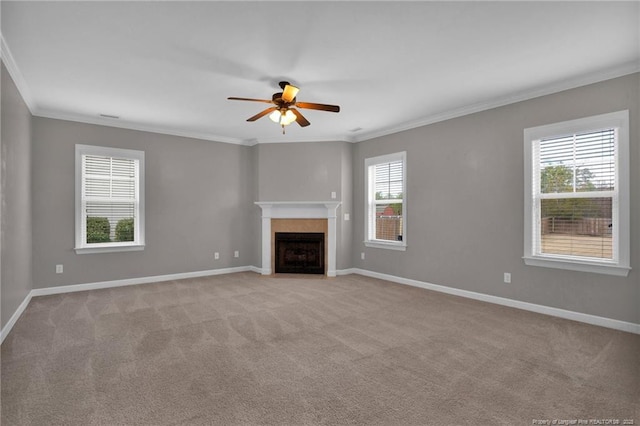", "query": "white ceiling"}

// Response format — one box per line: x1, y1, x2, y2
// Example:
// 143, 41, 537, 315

2, 1, 639, 145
